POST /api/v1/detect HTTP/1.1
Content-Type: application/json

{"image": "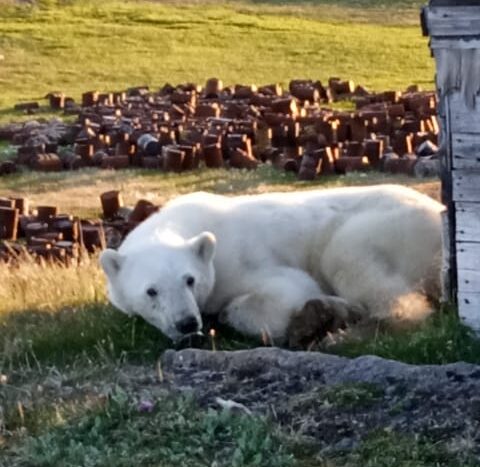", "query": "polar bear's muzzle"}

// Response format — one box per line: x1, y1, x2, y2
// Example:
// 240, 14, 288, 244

175, 316, 201, 335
